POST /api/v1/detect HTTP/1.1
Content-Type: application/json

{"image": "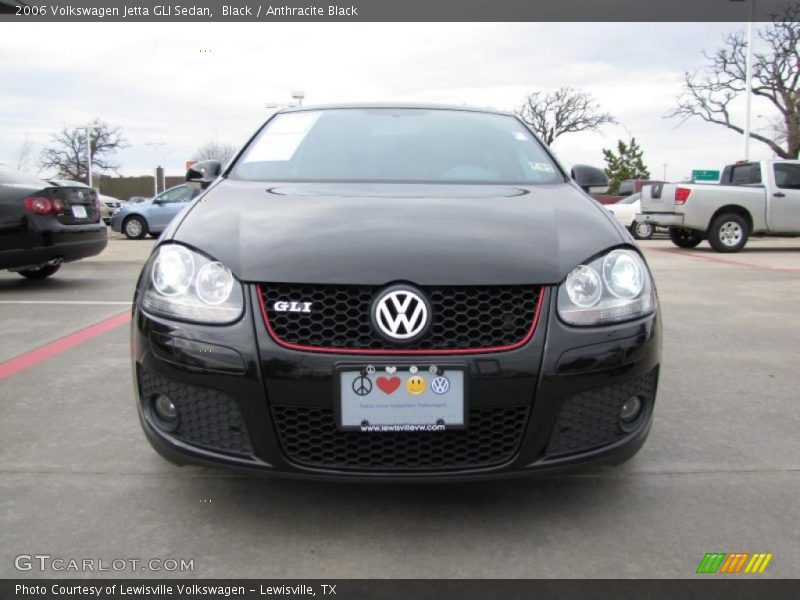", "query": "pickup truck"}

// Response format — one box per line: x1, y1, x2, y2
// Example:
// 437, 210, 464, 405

637, 160, 800, 252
